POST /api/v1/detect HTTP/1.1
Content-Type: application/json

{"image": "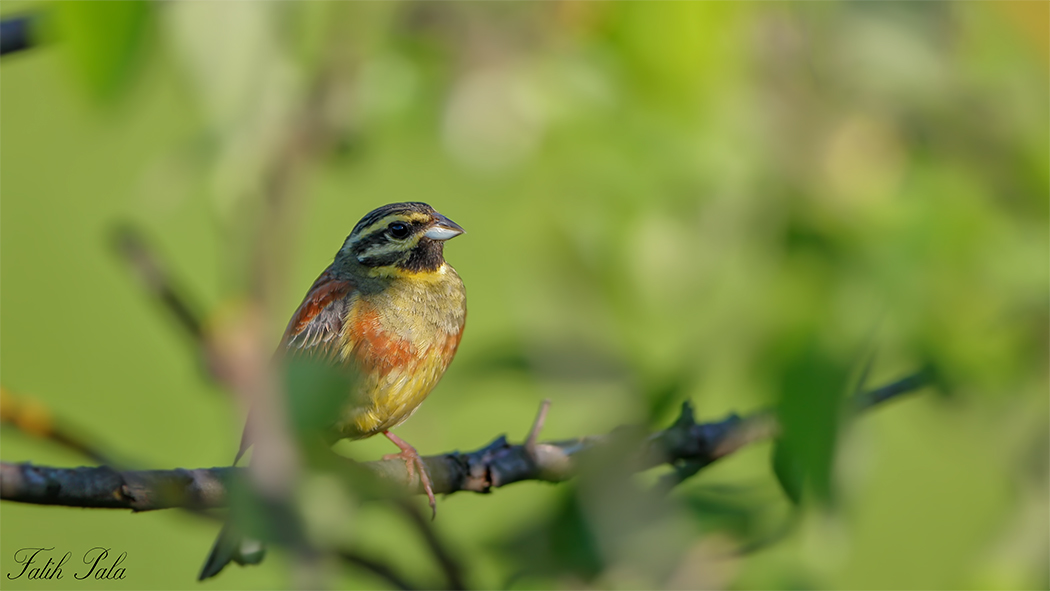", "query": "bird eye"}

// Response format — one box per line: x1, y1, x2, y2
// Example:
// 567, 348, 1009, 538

388, 222, 410, 239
